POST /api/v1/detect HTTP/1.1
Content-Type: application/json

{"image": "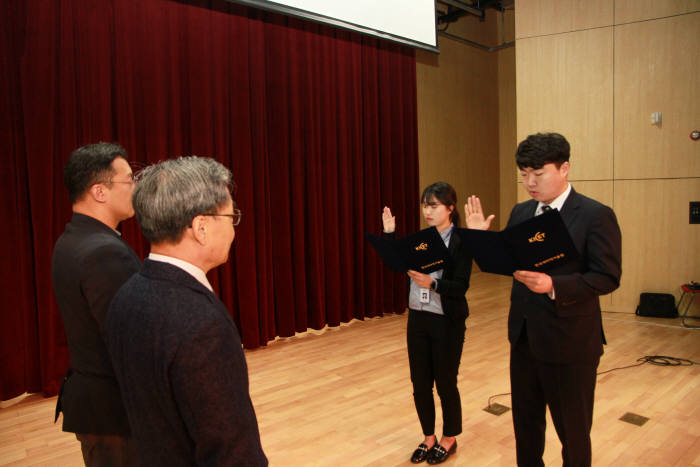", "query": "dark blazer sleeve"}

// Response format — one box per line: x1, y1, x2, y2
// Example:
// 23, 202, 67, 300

434, 234, 471, 299
436, 233, 472, 323
81, 241, 141, 332
551, 203, 622, 318
170, 313, 267, 466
